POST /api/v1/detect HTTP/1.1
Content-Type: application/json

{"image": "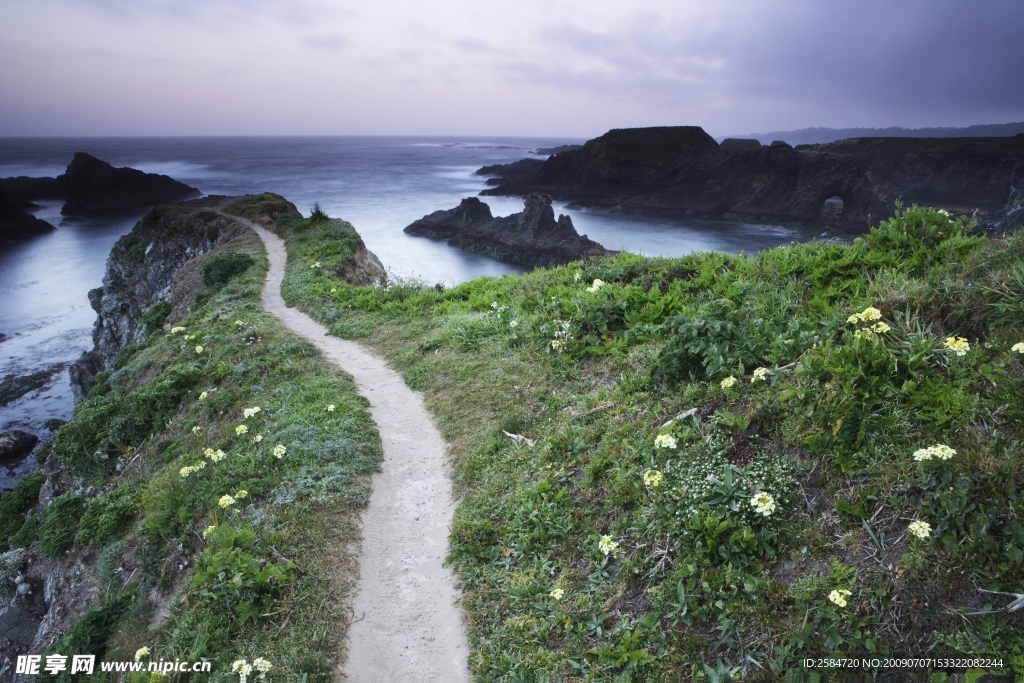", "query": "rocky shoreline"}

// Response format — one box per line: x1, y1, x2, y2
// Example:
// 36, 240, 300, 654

477, 126, 1024, 231
404, 193, 613, 268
